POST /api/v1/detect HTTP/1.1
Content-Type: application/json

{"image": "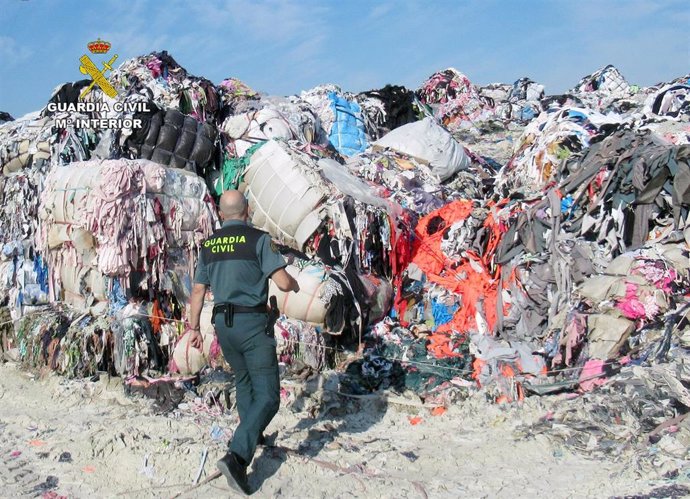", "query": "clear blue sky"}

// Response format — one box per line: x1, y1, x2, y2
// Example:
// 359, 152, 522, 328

1, 0, 688, 118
